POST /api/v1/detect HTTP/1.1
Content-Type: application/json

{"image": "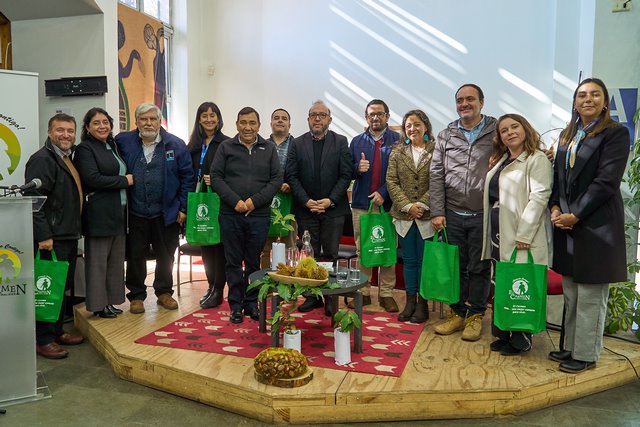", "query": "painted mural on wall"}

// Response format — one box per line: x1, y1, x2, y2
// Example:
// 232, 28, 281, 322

118, 4, 167, 131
